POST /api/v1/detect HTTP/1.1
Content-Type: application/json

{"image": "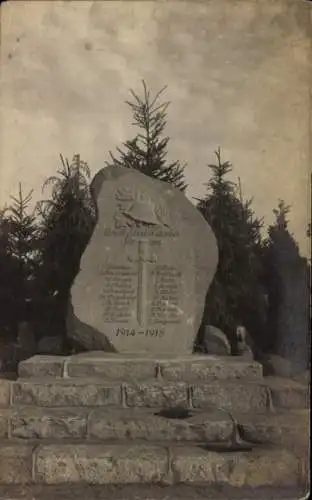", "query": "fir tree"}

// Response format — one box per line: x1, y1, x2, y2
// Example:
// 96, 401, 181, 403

34, 154, 96, 344
0, 205, 17, 339
264, 200, 300, 267
263, 200, 310, 355
0, 185, 40, 339
107, 81, 187, 191
195, 148, 267, 353
0, 206, 9, 254
37, 154, 95, 289
7, 184, 40, 272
